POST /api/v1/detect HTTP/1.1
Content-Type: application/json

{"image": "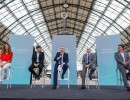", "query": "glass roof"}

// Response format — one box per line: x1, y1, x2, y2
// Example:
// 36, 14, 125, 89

77, 0, 130, 63
0, 0, 52, 64
0, 0, 130, 70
